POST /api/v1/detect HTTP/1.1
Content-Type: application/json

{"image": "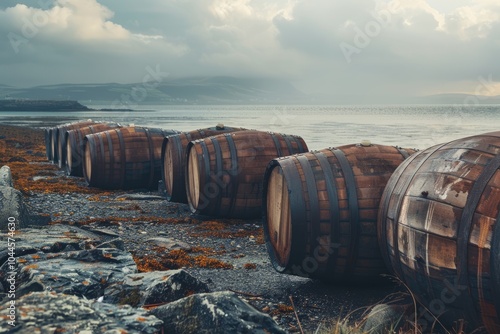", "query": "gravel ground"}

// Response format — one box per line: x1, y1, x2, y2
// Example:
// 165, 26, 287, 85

1, 124, 405, 333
